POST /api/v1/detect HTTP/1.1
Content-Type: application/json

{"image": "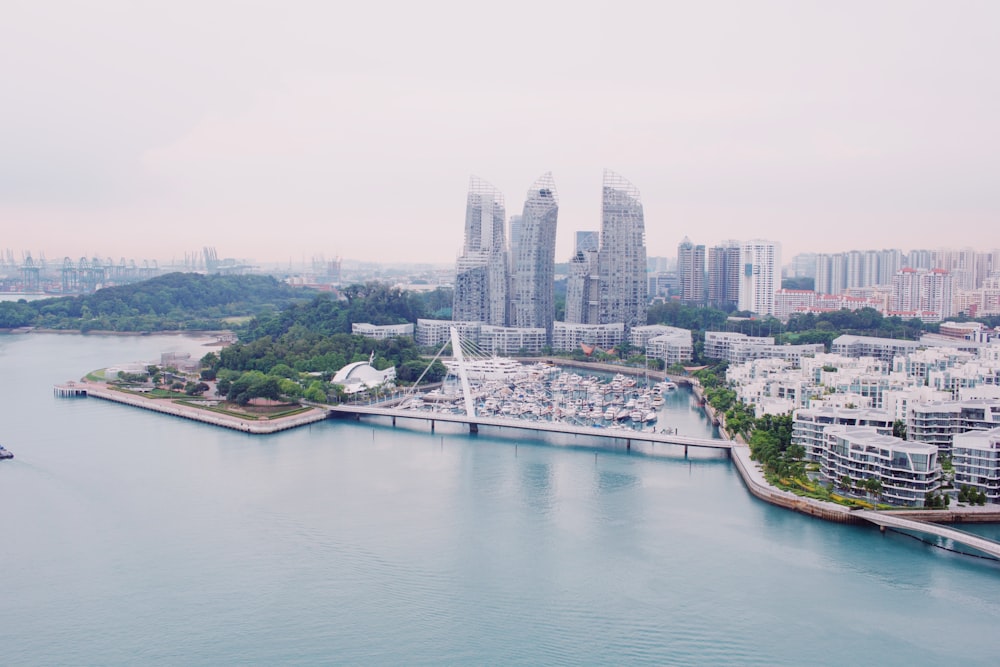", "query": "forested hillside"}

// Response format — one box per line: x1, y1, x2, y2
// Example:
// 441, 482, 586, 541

0, 273, 309, 331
